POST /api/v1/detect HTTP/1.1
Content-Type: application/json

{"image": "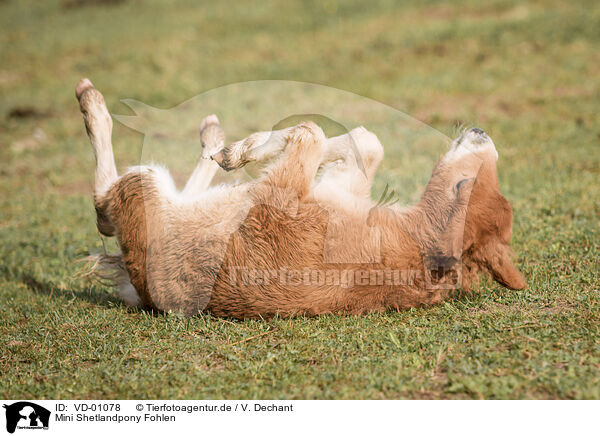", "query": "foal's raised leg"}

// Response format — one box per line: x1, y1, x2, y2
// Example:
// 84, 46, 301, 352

211, 128, 292, 171
77, 79, 144, 307
314, 127, 383, 200
181, 115, 225, 197
213, 125, 383, 199
253, 122, 327, 201
76, 78, 119, 236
